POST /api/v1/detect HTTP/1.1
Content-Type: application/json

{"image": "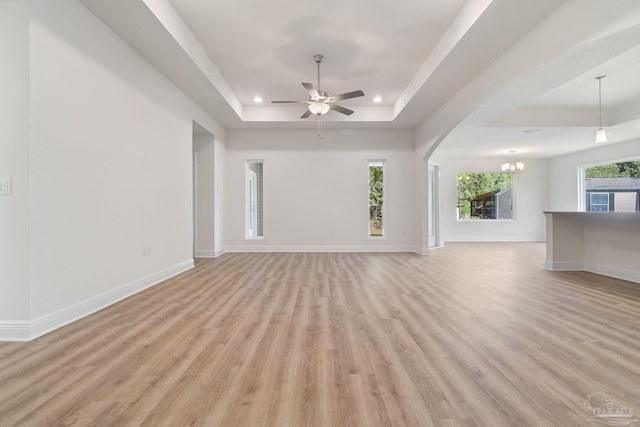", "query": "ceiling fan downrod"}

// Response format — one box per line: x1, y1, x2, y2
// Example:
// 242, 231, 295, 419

314, 54, 323, 94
